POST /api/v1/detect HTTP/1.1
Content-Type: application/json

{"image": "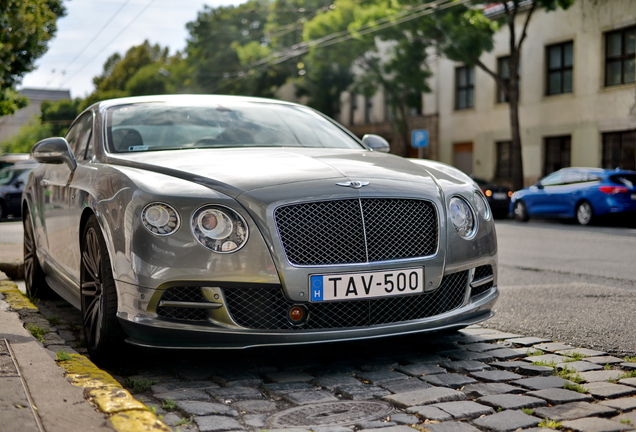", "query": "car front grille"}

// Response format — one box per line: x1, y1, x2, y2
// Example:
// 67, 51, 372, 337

274, 198, 438, 266
223, 270, 468, 330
